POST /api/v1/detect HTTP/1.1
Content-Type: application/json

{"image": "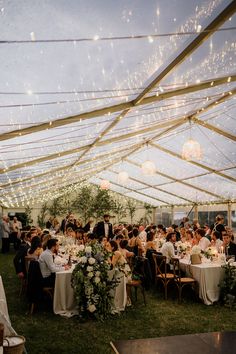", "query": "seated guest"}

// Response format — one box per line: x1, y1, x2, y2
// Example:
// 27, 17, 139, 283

222, 232, 236, 258
28, 236, 43, 259
13, 231, 34, 279
138, 225, 147, 243
211, 230, 223, 252
185, 230, 194, 245
41, 232, 51, 250
195, 228, 210, 251
128, 228, 145, 256
119, 239, 134, 259
146, 231, 156, 251
39, 239, 70, 287
179, 227, 186, 241
172, 224, 181, 241
115, 234, 124, 249
75, 228, 85, 245
160, 232, 176, 264
66, 227, 76, 238
99, 236, 108, 247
